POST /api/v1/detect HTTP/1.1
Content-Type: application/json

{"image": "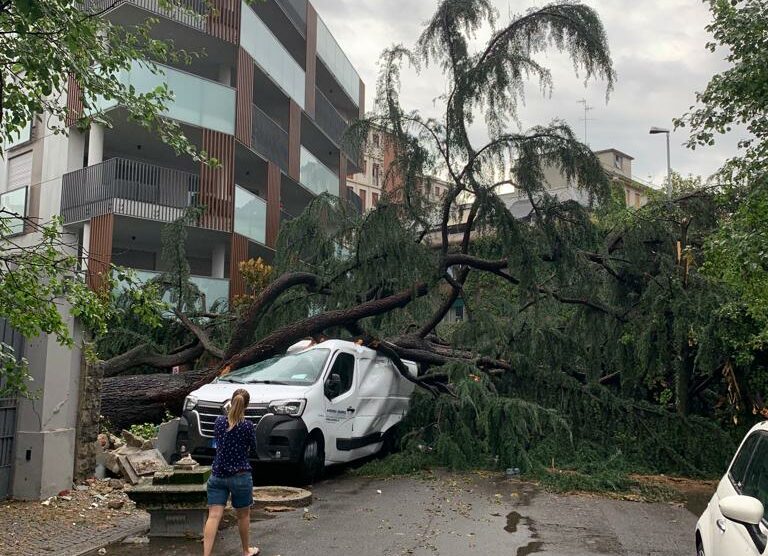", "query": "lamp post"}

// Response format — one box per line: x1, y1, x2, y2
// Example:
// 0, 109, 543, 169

649, 126, 672, 198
